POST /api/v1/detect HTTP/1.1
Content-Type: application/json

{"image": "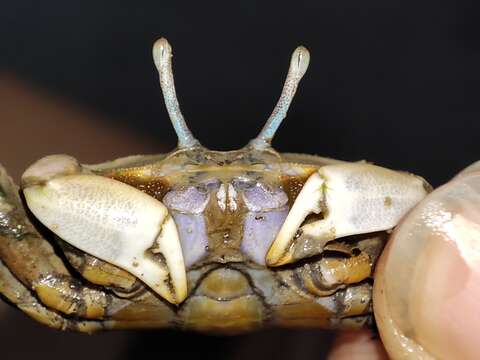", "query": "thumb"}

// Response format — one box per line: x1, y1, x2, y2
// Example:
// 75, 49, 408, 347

373, 162, 480, 359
